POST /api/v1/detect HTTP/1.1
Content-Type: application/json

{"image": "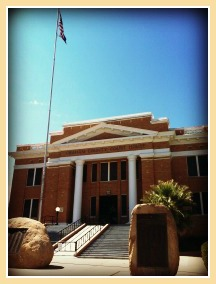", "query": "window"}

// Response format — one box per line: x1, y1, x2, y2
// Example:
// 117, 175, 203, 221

100, 162, 118, 181
90, 197, 96, 217
187, 156, 197, 176
187, 155, 208, 177
192, 192, 208, 215
121, 161, 127, 180
91, 164, 97, 182
23, 199, 39, 219
27, 168, 42, 186
110, 162, 117, 180
121, 195, 127, 216
83, 164, 87, 182
101, 163, 108, 181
